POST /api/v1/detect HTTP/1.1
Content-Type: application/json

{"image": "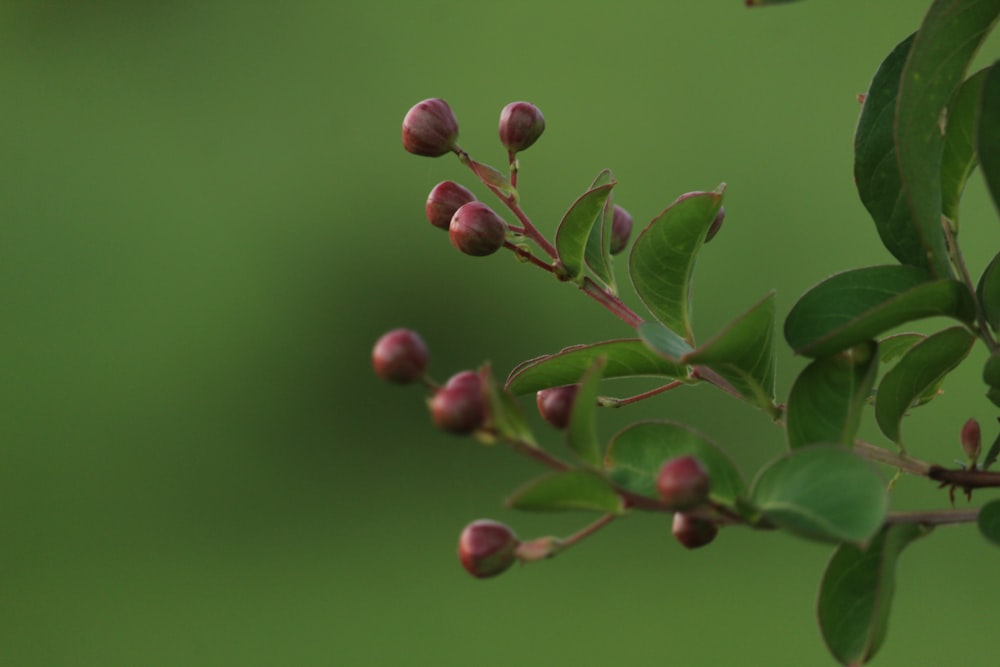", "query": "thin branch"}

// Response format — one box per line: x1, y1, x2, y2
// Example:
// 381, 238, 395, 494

943, 215, 998, 352
853, 440, 933, 475
885, 508, 979, 526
